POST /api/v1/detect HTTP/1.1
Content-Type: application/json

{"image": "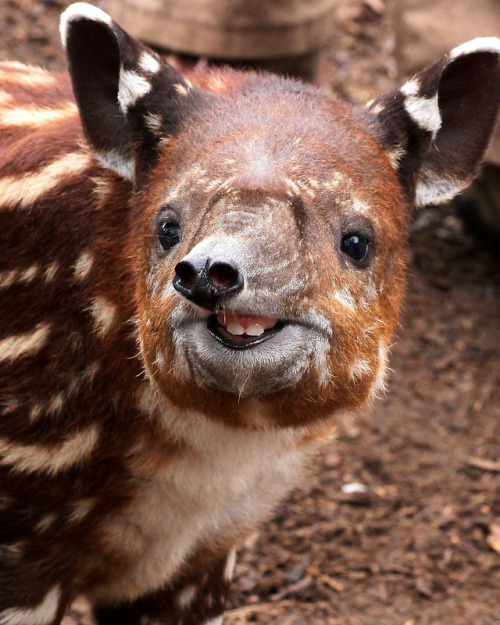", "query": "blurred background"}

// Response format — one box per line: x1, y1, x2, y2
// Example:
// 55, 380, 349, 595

1, 1, 499, 623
